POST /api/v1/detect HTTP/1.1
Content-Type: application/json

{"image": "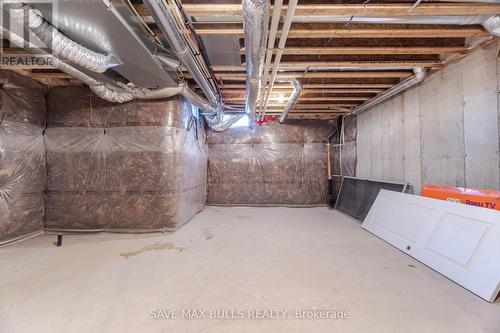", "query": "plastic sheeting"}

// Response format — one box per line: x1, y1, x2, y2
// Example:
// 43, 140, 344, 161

0, 70, 46, 244
207, 120, 334, 205
341, 115, 357, 177
45, 87, 207, 231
